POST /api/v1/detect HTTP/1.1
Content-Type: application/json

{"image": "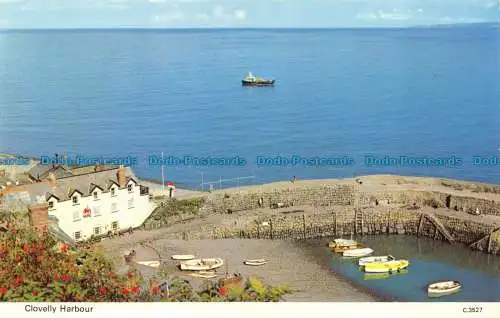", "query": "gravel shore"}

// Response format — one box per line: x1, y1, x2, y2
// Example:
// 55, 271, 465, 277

104, 237, 379, 301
